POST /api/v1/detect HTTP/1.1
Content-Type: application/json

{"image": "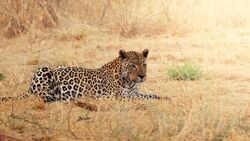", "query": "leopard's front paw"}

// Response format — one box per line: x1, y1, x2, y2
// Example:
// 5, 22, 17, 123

162, 96, 171, 101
